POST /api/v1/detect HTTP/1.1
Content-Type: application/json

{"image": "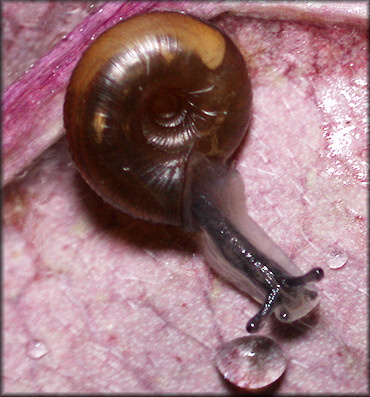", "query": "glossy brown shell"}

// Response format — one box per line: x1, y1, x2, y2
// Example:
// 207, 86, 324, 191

64, 11, 252, 226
